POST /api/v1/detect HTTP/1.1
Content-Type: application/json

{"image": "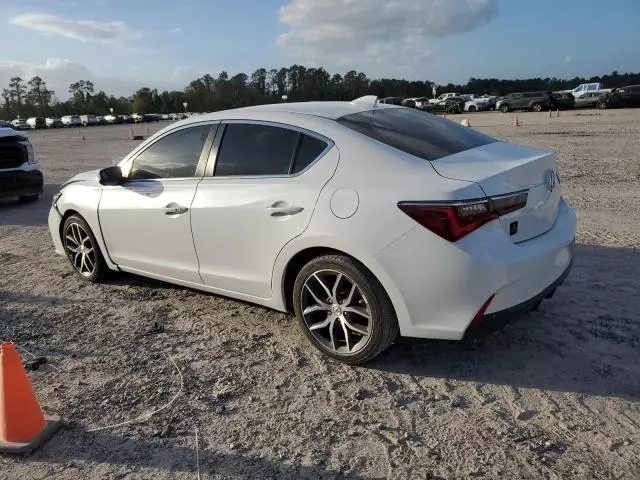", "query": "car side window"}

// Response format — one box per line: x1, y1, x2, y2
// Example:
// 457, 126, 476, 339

293, 135, 328, 173
214, 123, 299, 176
129, 125, 211, 180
